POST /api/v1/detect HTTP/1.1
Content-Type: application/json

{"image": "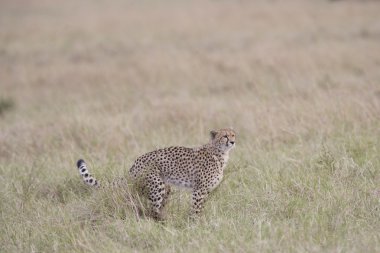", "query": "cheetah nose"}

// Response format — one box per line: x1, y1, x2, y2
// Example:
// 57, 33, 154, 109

230, 141, 235, 145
